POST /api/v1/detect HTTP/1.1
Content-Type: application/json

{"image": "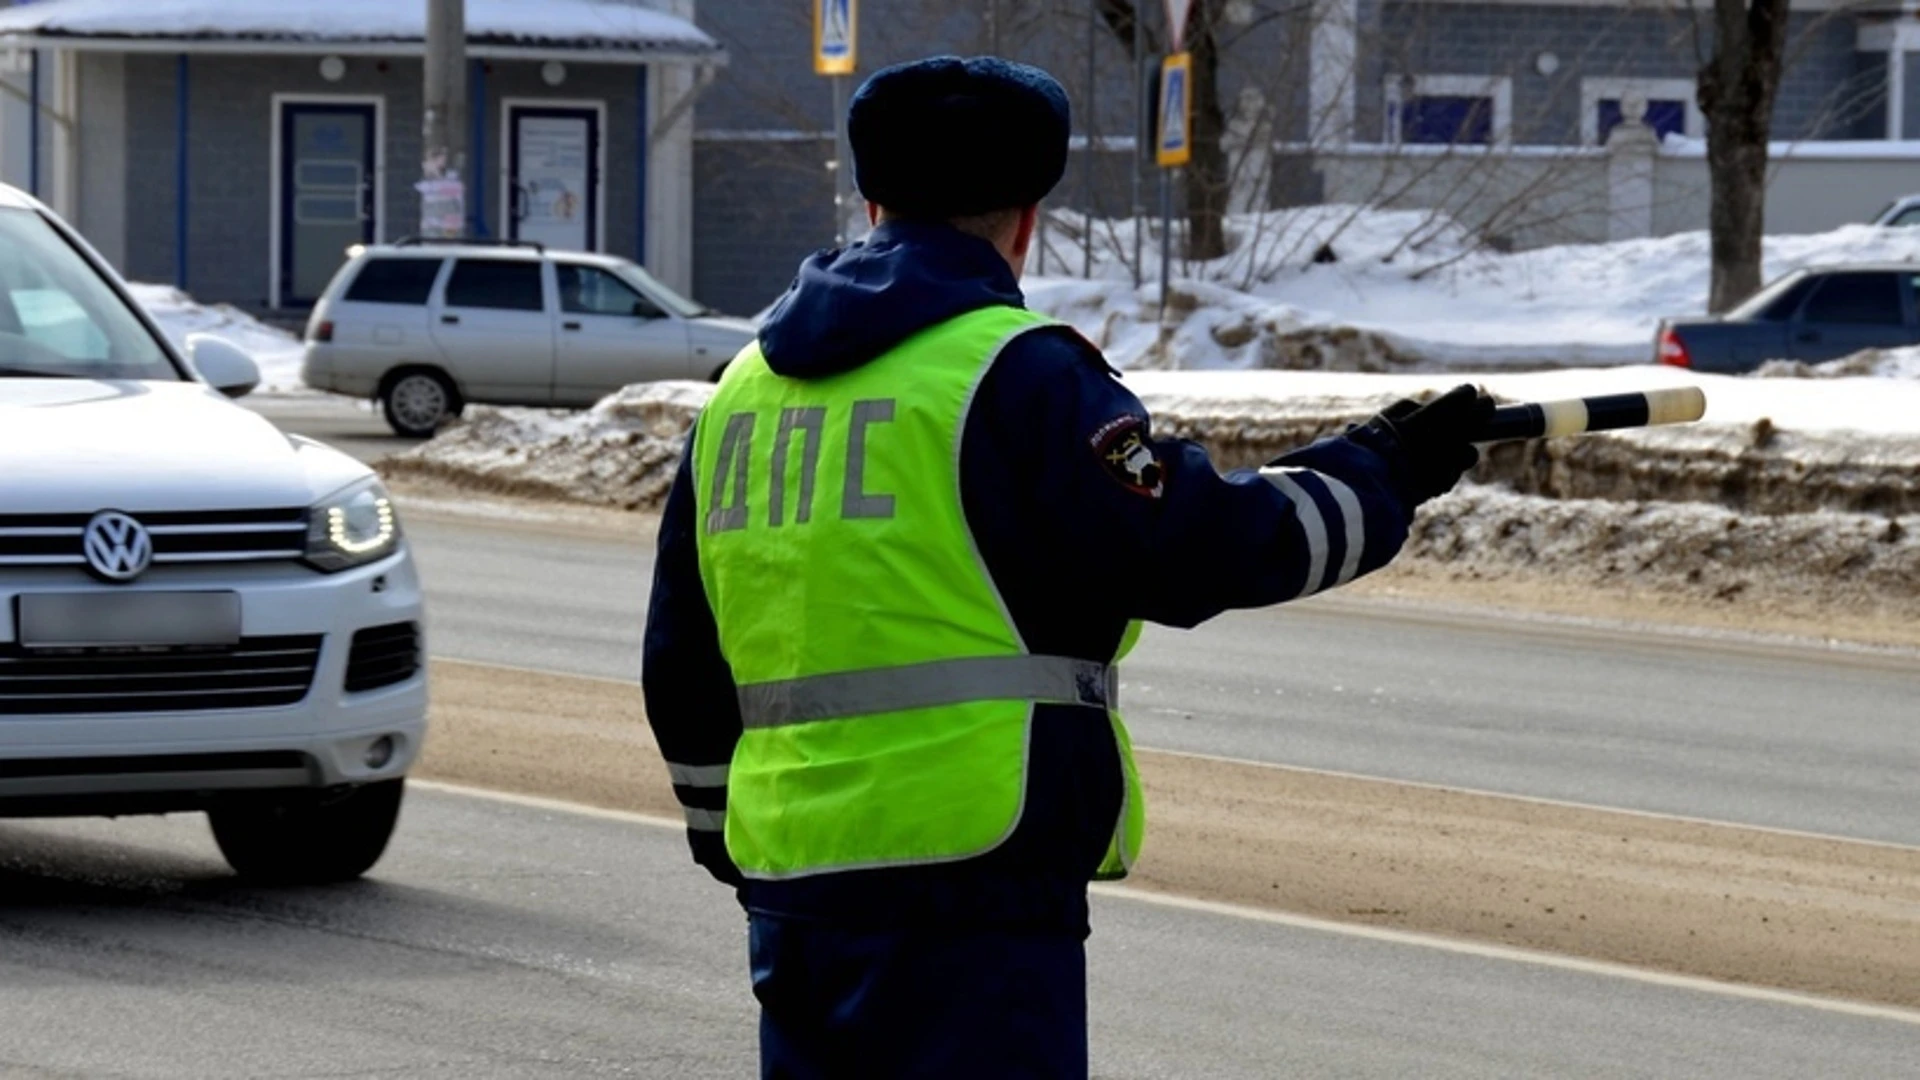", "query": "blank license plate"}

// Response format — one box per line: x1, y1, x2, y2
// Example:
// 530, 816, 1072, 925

16, 591, 242, 648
